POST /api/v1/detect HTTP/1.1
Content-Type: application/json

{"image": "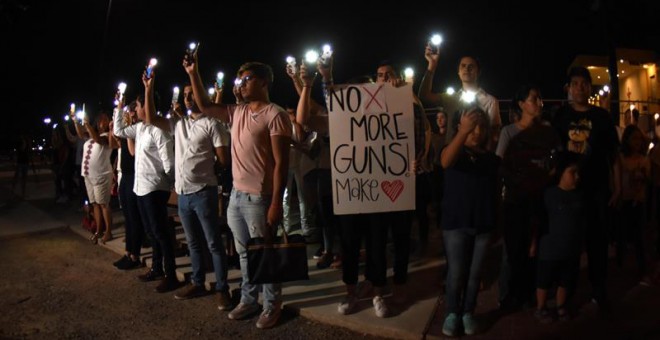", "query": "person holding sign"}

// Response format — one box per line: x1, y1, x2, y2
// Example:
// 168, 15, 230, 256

370, 60, 431, 306
183, 48, 291, 330
439, 108, 500, 337
305, 54, 381, 317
